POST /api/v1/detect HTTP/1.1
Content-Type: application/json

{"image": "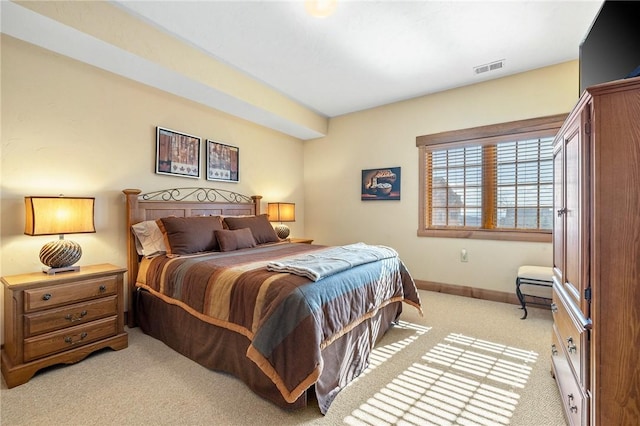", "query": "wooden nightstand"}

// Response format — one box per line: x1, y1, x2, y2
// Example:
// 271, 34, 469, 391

1, 263, 128, 388
289, 238, 314, 244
